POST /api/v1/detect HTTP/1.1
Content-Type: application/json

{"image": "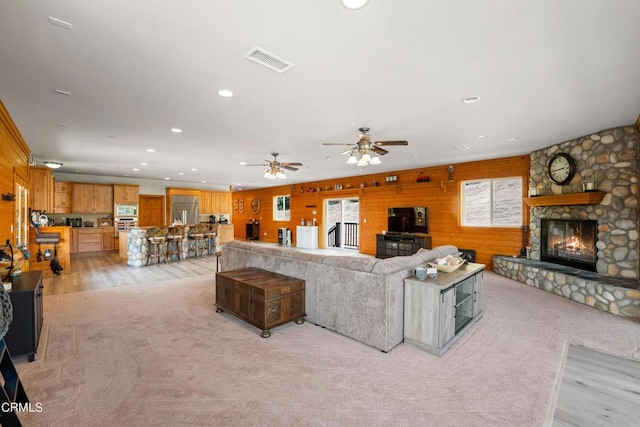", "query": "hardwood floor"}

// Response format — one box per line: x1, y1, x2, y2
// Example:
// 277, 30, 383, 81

553, 344, 640, 426
42, 251, 220, 296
